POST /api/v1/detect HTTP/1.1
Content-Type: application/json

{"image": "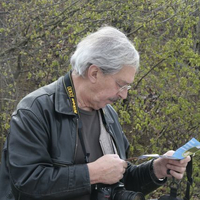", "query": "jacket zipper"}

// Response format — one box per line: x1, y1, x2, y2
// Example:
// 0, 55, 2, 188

53, 163, 68, 167
104, 123, 120, 156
